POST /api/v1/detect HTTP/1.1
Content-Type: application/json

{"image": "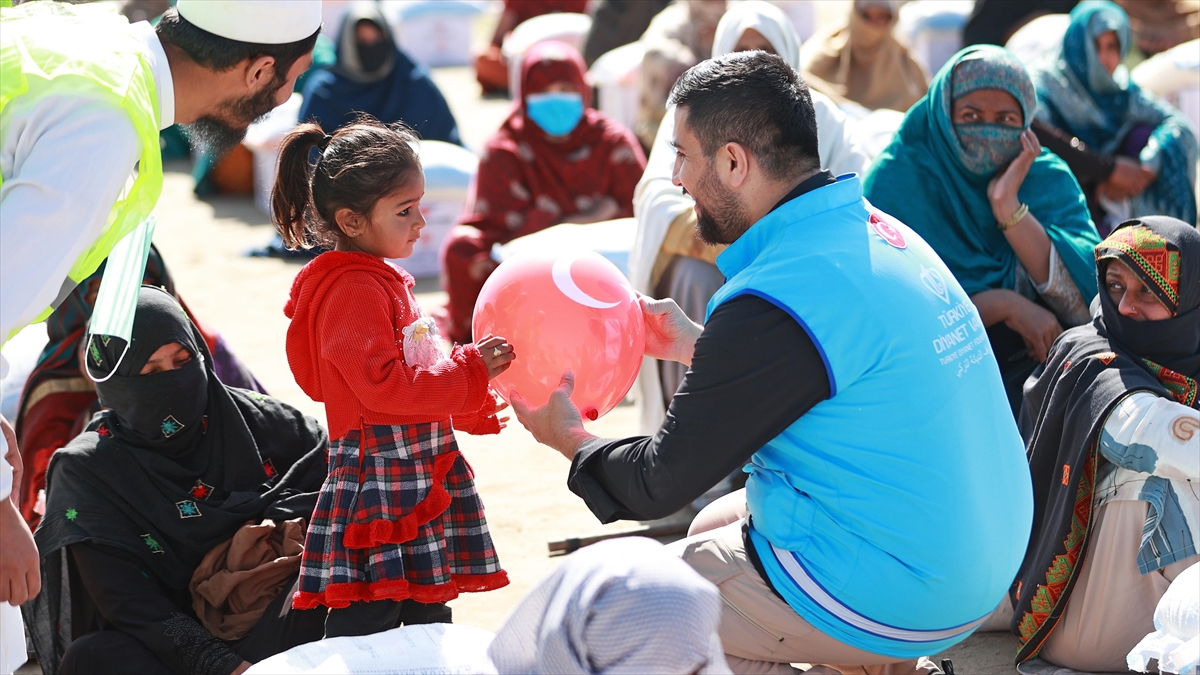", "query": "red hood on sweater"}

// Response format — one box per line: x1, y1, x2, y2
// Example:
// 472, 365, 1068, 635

284, 251, 414, 403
